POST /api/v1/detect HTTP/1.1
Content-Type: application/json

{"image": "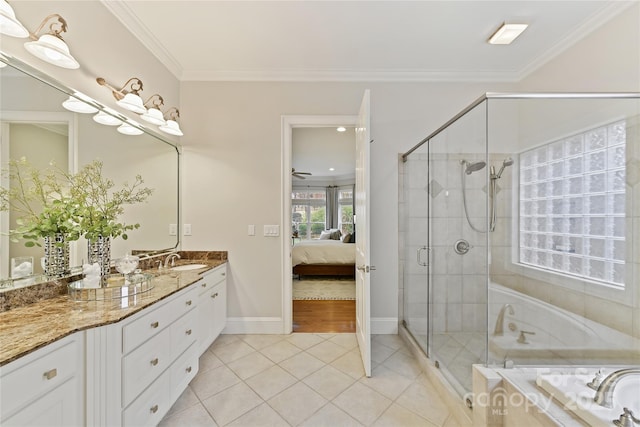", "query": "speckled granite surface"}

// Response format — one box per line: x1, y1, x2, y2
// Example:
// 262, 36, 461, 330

0, 251, 227, 367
